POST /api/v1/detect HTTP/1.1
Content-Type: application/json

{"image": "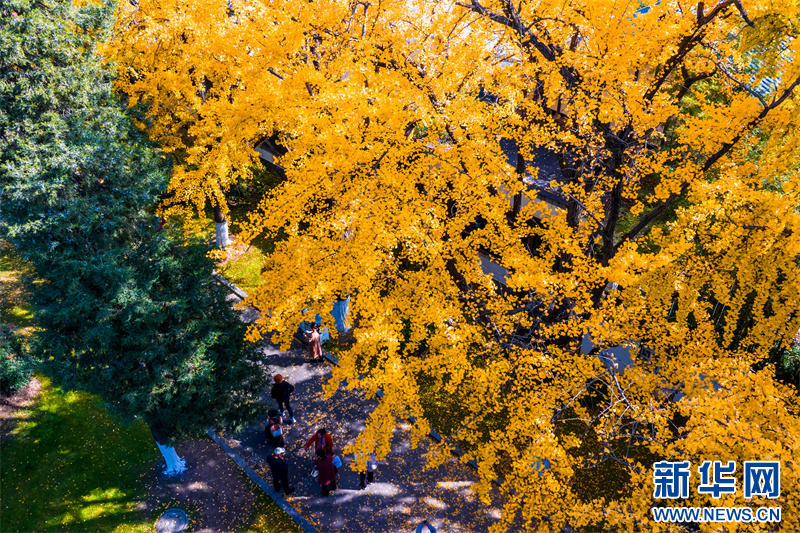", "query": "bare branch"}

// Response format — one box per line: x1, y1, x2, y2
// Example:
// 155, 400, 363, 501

541, 186, 607, 233
712, 58, 768, 108
455, 0, 566, 71
676, 64, 716, 101
644, 0, 753, 103
723, 211, 767, 231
